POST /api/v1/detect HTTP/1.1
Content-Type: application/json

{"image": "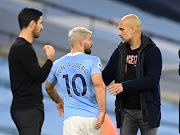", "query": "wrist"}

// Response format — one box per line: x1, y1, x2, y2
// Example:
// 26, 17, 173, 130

48, 57, 54, 62
57, 97, 64, 104
100, 111, 106, 114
